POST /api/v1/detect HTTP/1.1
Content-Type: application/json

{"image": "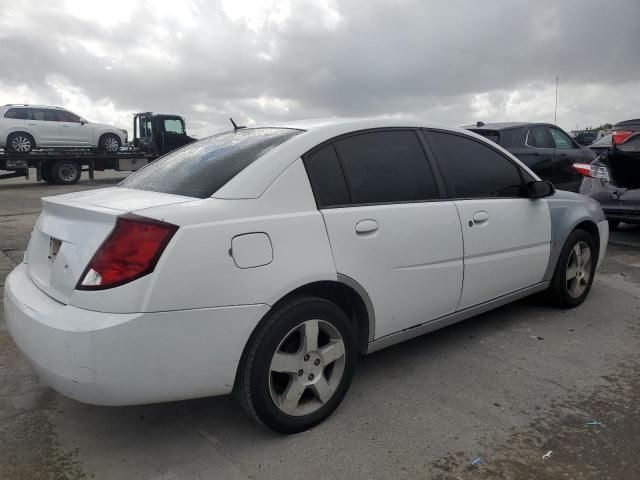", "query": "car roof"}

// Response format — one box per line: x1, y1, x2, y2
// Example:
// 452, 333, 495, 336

614, 118, 640, 128
2, 104, 64, 109
464, 122, 538, 130
213, 117, 538, 199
